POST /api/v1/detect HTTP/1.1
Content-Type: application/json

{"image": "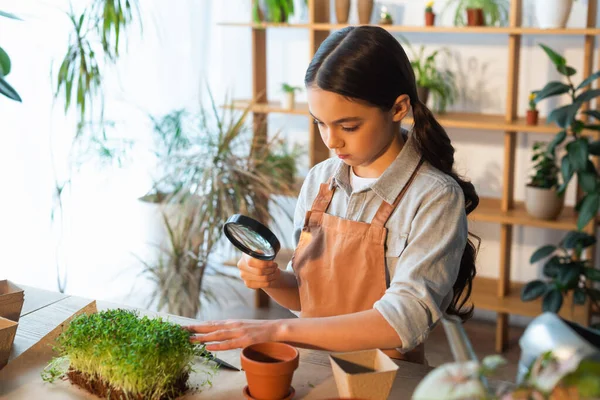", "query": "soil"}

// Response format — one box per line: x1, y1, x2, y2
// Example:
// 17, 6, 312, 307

67, 368, 189, 400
